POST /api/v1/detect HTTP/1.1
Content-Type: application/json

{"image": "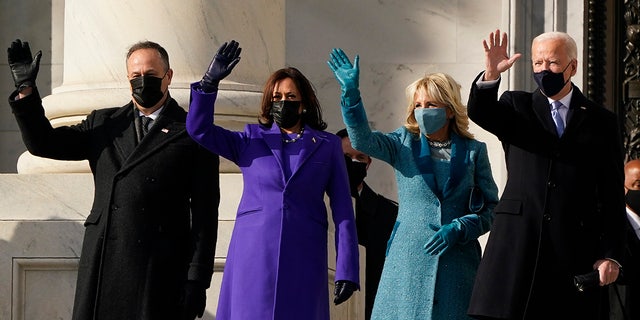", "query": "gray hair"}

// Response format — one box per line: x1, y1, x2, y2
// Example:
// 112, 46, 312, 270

532, 31, 577, 60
